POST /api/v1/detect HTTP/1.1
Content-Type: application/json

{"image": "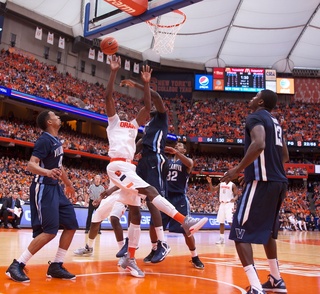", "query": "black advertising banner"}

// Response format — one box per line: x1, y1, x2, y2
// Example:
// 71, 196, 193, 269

151, 73, 193, 99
